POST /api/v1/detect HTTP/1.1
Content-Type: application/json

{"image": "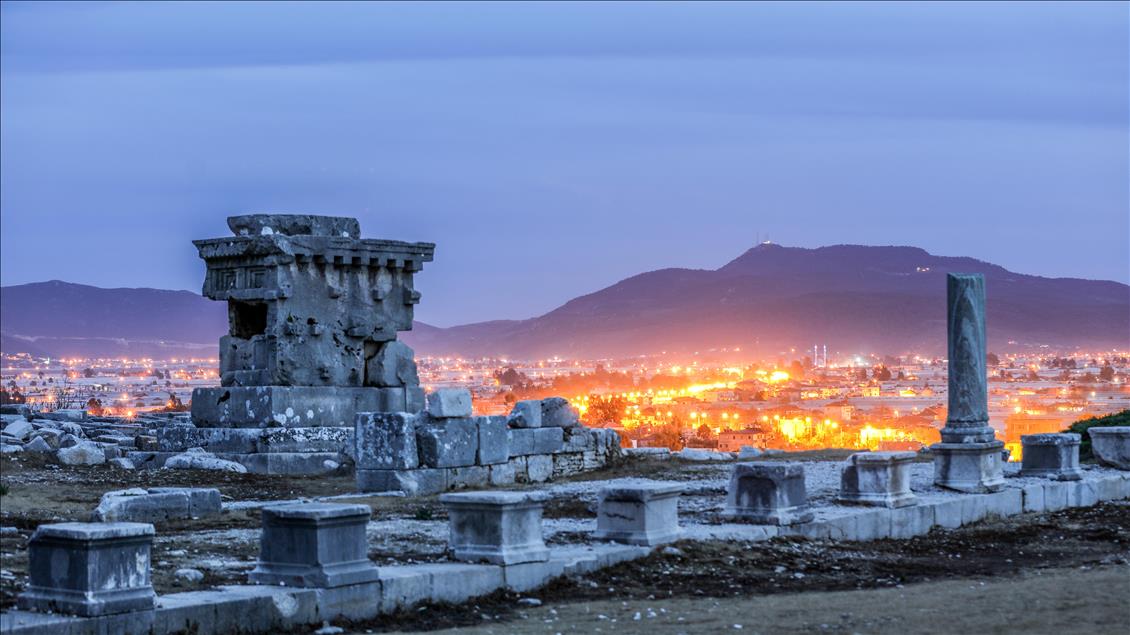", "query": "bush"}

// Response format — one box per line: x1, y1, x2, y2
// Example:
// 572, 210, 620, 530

1064, 409, 1130, 460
